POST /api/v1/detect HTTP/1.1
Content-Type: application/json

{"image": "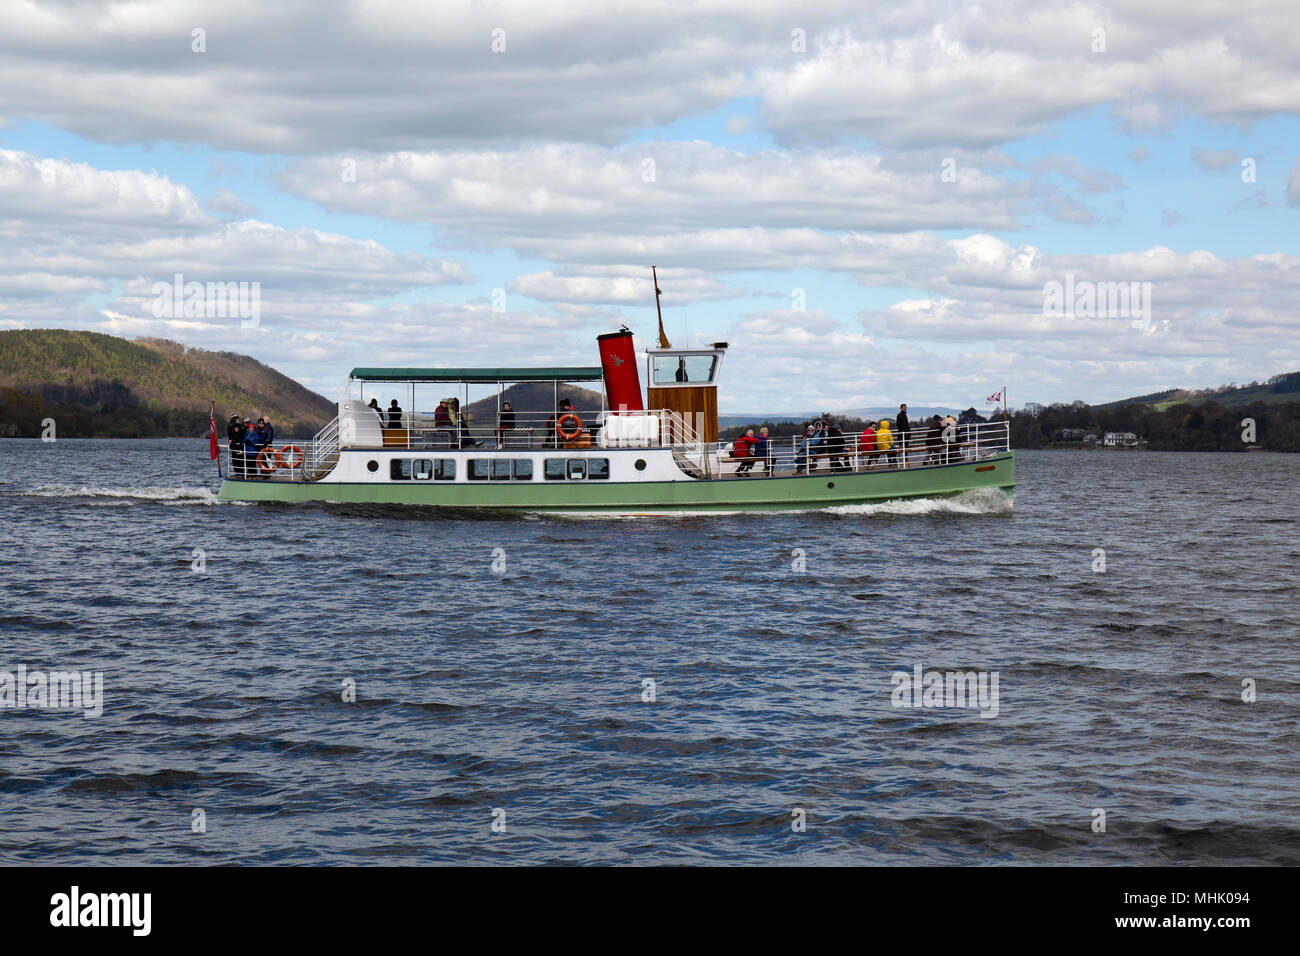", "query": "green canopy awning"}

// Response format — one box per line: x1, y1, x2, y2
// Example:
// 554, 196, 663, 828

350, 367, 604, 383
